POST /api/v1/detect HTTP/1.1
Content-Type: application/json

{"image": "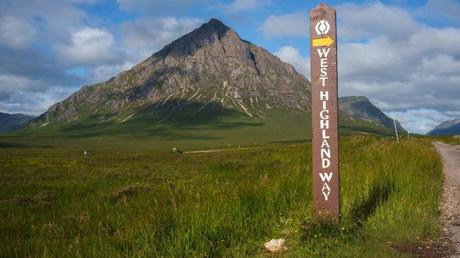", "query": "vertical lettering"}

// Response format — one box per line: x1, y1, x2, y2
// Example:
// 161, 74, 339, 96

320, 91, 329, 101
310, 3, 339, 222
317, 48, 331, 58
